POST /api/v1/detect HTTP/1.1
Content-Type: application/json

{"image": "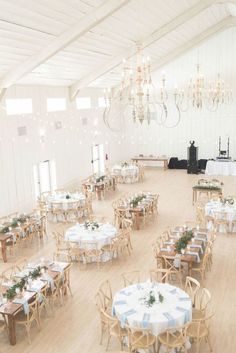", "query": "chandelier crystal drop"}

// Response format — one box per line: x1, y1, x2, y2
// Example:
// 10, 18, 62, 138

104, 45, 163, 126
